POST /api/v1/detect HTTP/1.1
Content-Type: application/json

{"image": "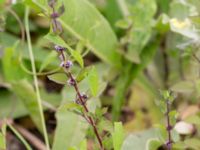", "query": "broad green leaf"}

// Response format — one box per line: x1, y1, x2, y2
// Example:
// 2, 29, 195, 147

146, 138, 162, 150
39, 51, 57, 72
88, 67, 99, 96
52, 106, 88, 150
47, 73, 68, 85
112, 122, 124, 150
34, 0, 122, 68
11, 80, 43, 132
122, 129, 158, 150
